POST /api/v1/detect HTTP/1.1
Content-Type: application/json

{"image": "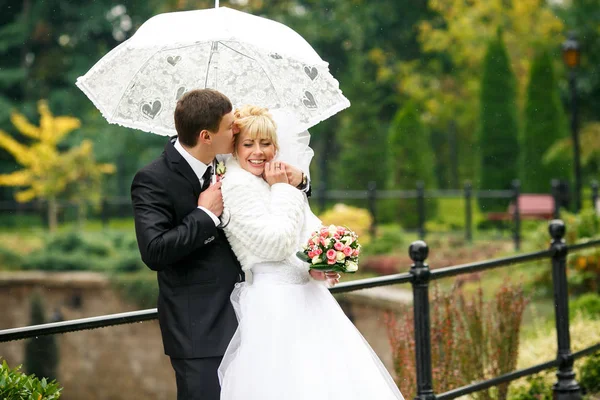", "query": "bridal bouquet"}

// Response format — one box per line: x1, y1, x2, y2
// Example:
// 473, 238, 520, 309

297, 225, 360, 273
